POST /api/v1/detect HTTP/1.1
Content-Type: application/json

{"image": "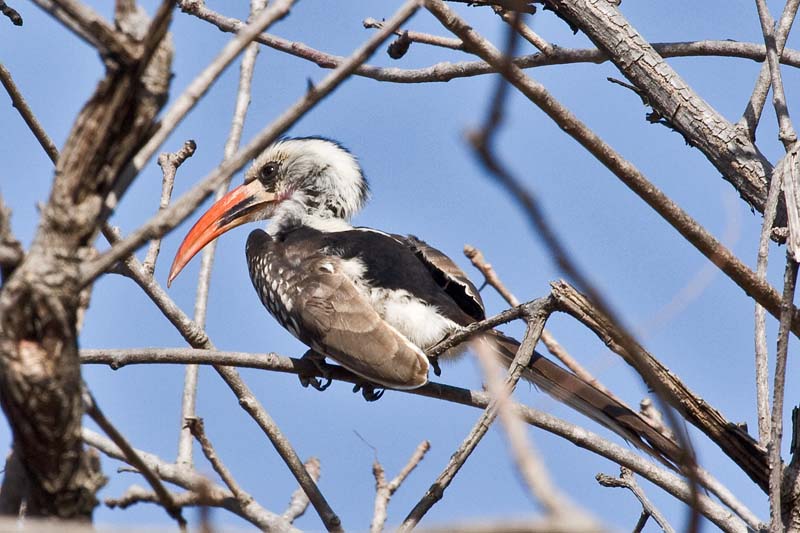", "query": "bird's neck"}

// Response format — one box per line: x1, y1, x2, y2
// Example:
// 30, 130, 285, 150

267, 197, 353, 236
